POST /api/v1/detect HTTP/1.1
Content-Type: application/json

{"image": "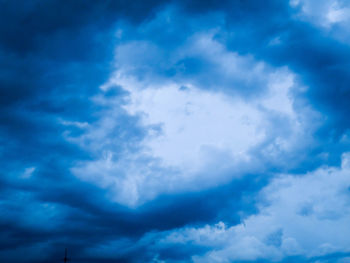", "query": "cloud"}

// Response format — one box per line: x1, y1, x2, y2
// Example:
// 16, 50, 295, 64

291, 0, 350, 27
70, 29, 320, 207
2, 1, 350, 262
155, 153, 350, 262
289, 0, 350, 46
